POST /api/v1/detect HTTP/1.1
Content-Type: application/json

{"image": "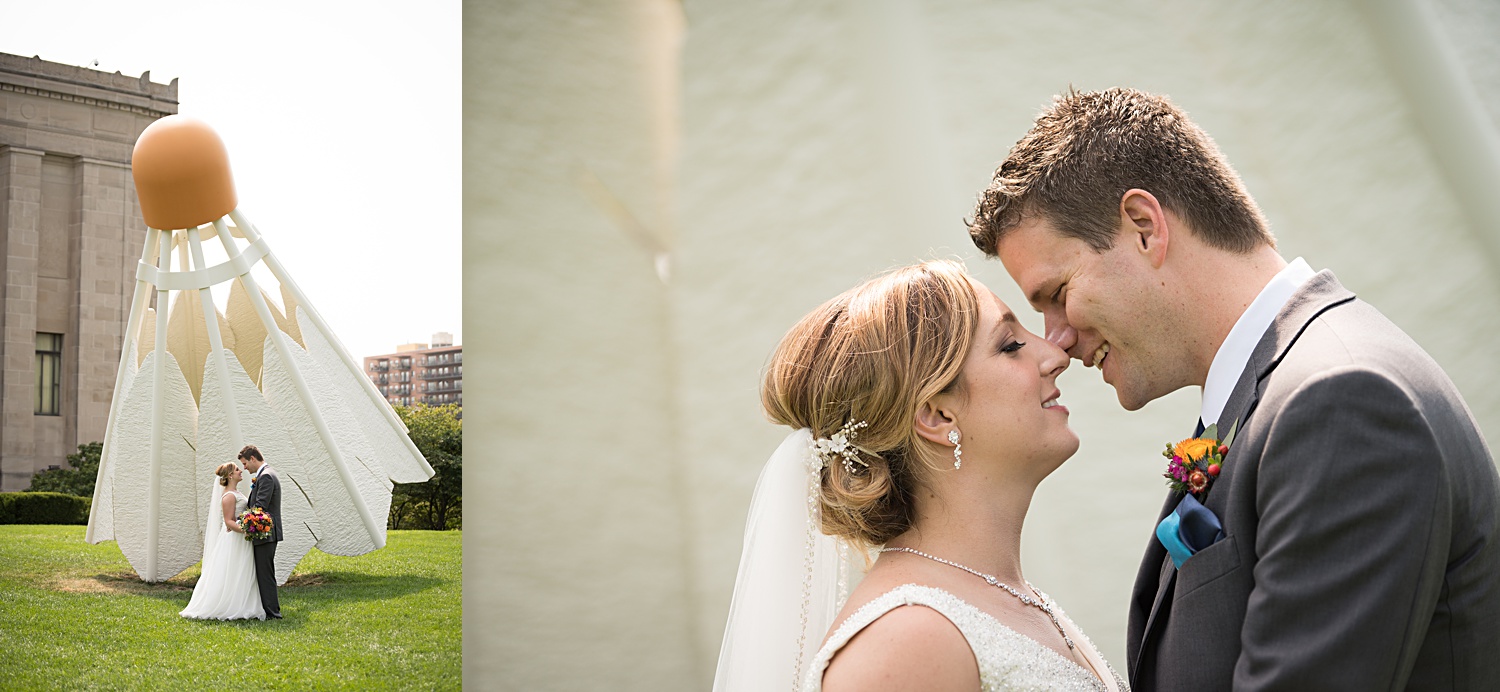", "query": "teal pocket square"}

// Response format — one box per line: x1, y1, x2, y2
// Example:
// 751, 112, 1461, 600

1156, 494, 1225, 569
